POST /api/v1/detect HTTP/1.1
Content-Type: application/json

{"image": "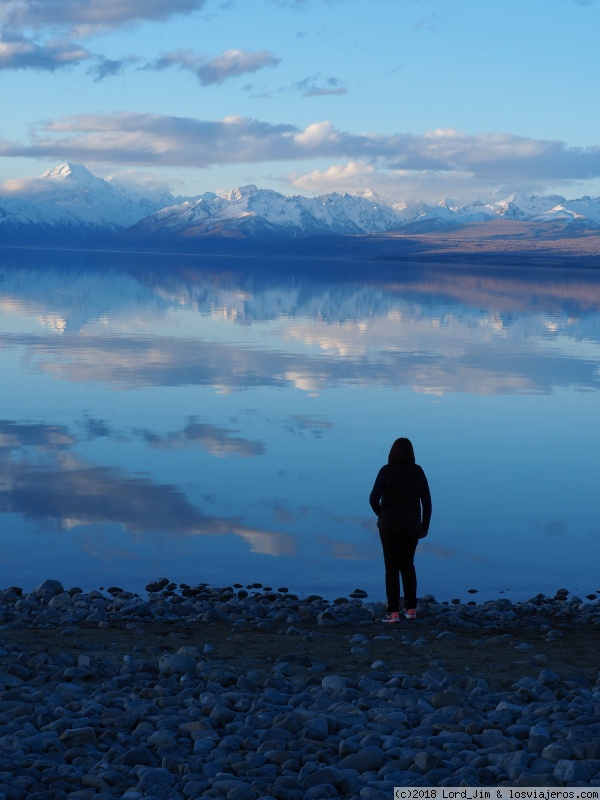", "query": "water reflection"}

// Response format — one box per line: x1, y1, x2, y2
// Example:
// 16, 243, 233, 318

0, 418, 293, 551
0, 249, 599, 600
2, 324, 598, 395
138, 418, 266, 458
